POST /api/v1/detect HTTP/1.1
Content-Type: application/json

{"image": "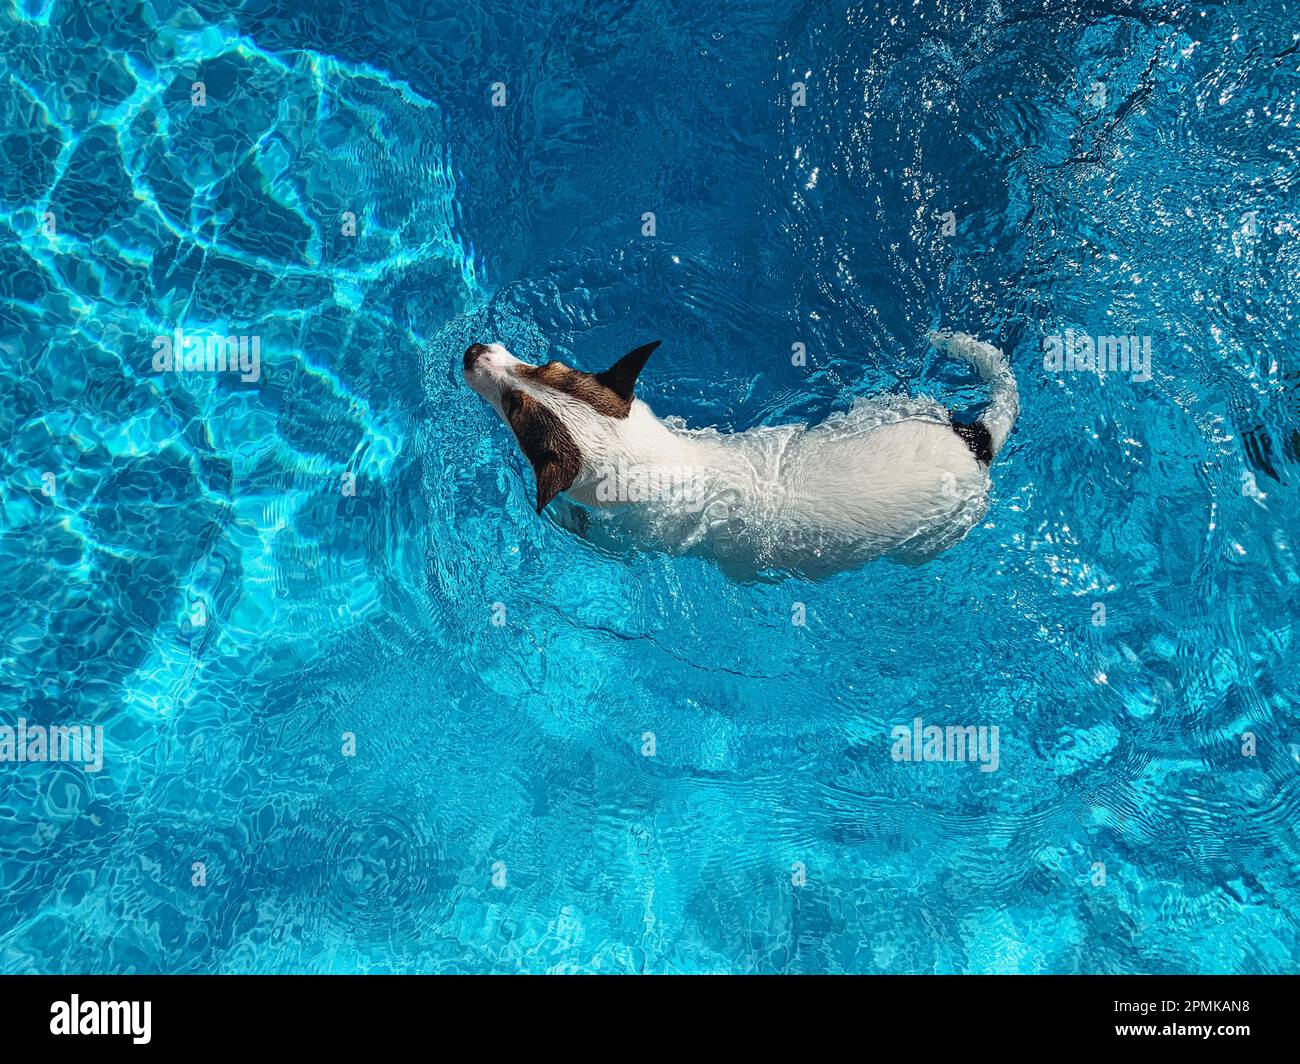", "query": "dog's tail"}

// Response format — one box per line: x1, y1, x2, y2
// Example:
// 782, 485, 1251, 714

929, 329, 1019, 460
